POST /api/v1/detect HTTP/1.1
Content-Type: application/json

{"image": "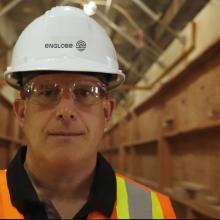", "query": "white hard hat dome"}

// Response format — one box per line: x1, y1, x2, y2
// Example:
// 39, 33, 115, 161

4, 6, 125, 90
